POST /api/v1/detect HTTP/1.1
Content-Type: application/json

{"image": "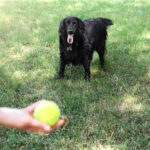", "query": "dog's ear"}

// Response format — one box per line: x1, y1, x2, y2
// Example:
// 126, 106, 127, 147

77, 19, 84, 35
59, 19, 66, 36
